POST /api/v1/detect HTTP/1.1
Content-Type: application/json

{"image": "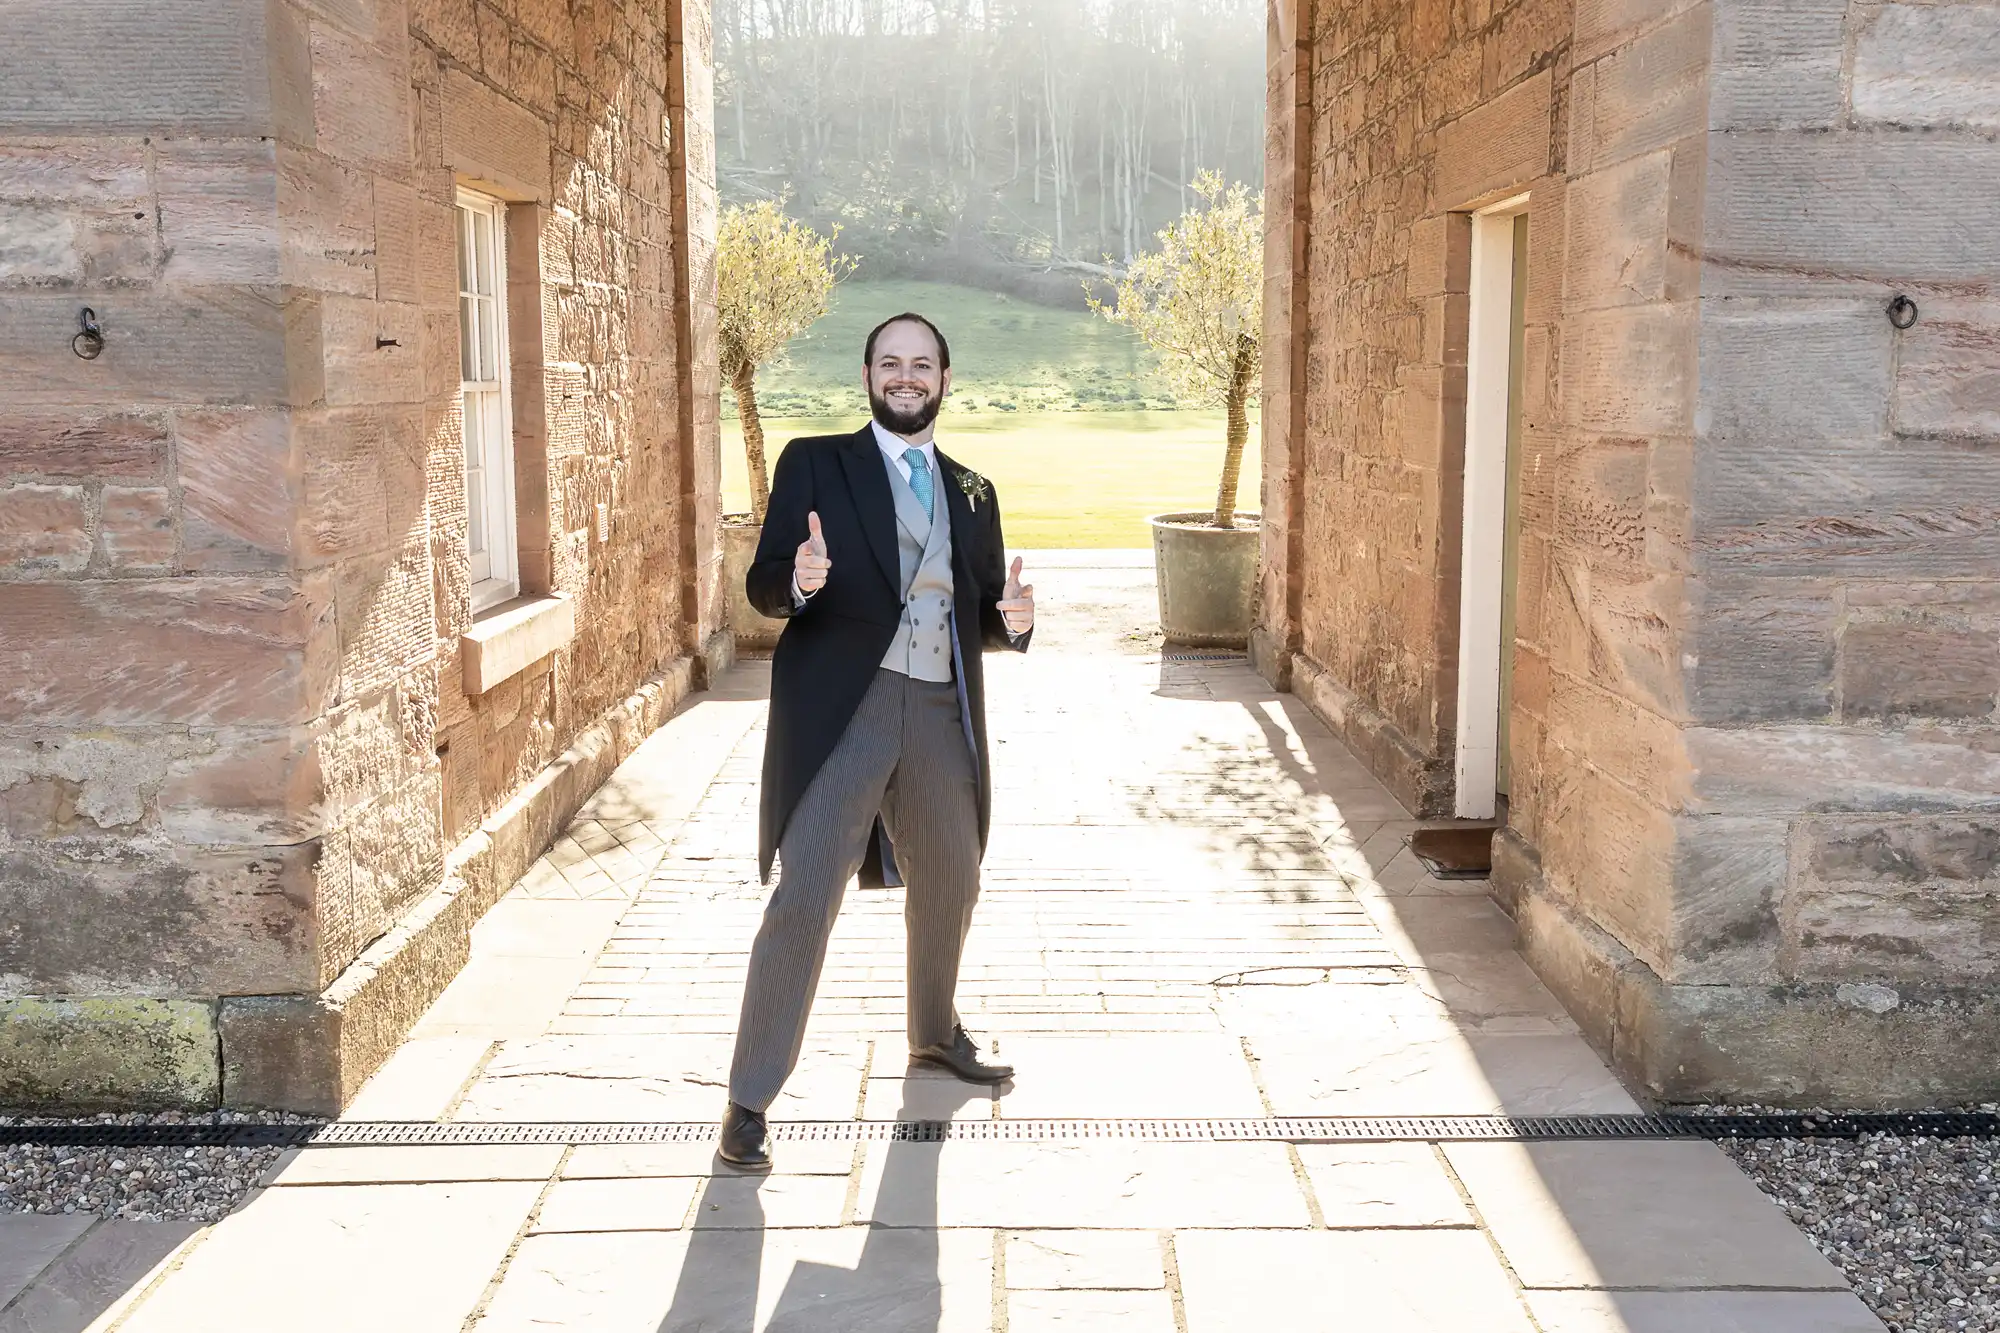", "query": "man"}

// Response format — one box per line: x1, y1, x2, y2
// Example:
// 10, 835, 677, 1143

719, 313, 1036, 1169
